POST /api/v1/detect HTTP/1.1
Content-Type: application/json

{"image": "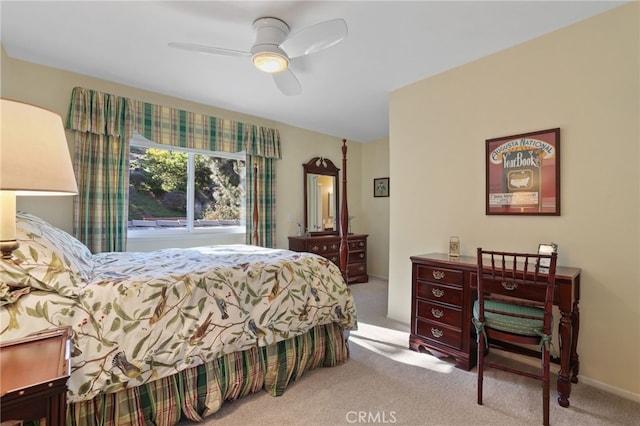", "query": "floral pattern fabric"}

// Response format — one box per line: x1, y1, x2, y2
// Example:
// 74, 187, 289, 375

0, 244, 356, 403
0, 212, 93, 298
